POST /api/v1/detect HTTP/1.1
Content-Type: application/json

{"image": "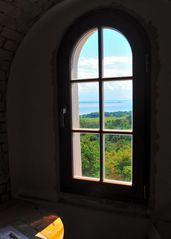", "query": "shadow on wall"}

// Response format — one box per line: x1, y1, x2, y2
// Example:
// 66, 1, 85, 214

148, 224, 161, 239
